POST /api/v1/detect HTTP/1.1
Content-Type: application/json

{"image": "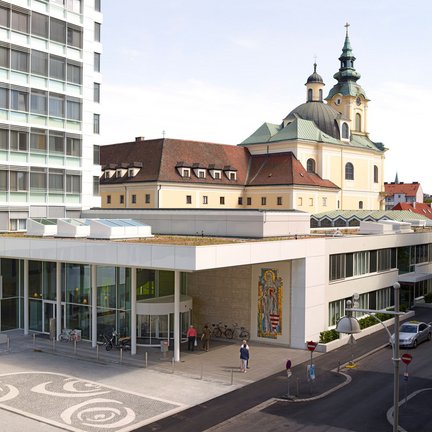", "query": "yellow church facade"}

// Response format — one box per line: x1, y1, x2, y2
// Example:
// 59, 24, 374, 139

100, 27, 385, 213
